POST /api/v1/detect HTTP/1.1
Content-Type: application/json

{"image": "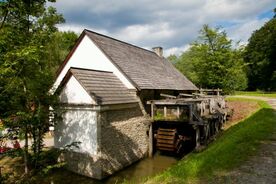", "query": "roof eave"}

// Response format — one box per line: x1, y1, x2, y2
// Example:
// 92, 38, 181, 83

55, 30, 86, 79
84, 29, 140, 91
